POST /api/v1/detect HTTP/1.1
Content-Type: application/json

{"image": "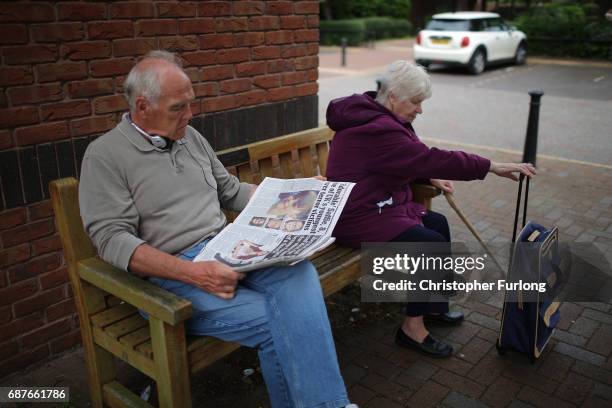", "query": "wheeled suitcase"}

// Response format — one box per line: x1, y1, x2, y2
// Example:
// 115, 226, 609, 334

497, 175, 562, 362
